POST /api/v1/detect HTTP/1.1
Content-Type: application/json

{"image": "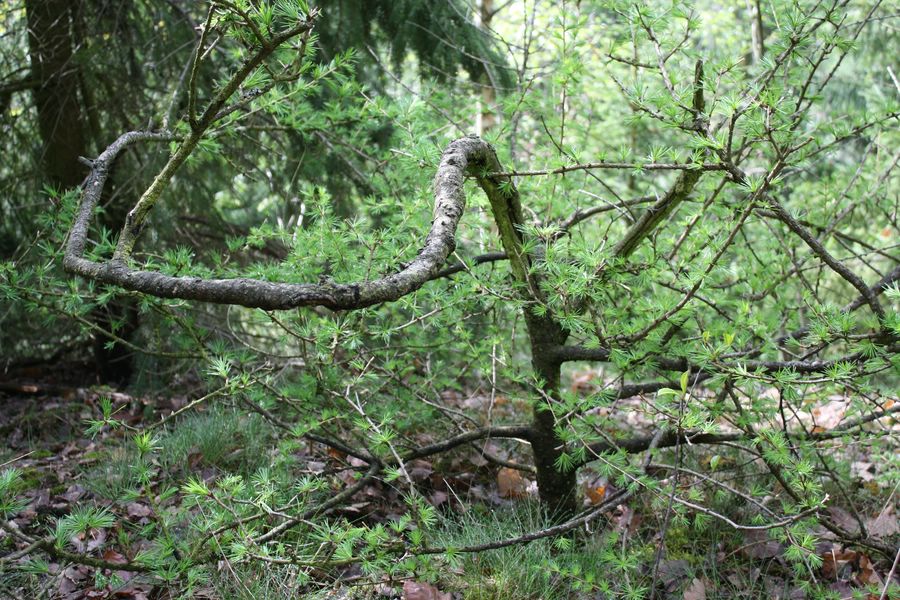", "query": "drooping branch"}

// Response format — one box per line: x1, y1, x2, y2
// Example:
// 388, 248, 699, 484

65, 135, 515, 311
